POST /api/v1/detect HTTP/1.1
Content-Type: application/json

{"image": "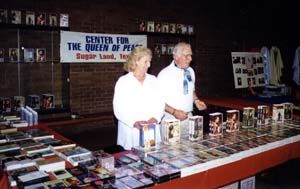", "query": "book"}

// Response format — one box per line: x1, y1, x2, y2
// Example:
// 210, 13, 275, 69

25, 11, 35, 25
36, 157, 65, 172
188, 115, 203, 141
60, 13, 69, 27
242, 107, 255, 128
36, 48, 46, 62
167, 44, 174, 55
18, 170, 49, 187
140, 123, 156, 148
92, 150, 115, 171
59, 146, 91, 161
169, 23, 176, 33
226, 110, 239, 132
36, 12, 46, 26
119, 175, 145, 188
49, 13, 57, 26
161, 44, 167, 55
0, 9, 8, 23
24, 183, 46, 189
10, 120, 28, 128
138, 20, 146, 32
209, 112, 223, 136
24, 48, 35, 62
50, 140, 76, 150
257, 105, 270, 126
161, 23, 169, 33
25, 128, 54, 140
154, 22, 161, 32
11, 10, 21, 24
176, 24, 184, 34
272, 104, 284, 124
162, 119, 180, 145
188, 25, 194, 35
